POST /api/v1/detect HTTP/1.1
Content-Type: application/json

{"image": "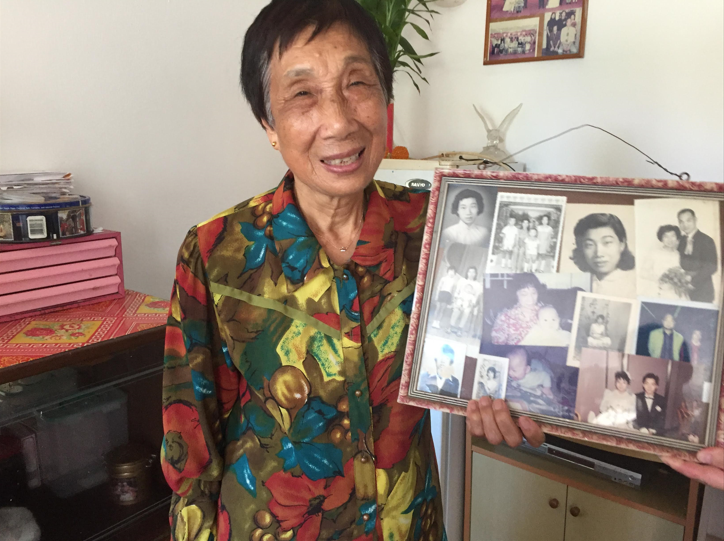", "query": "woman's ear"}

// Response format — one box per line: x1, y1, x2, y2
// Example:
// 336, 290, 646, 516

262, 119, 279, 150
